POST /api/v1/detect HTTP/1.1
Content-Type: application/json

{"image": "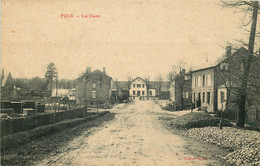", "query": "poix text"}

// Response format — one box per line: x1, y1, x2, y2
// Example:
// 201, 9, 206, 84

60, 14, 100, 18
